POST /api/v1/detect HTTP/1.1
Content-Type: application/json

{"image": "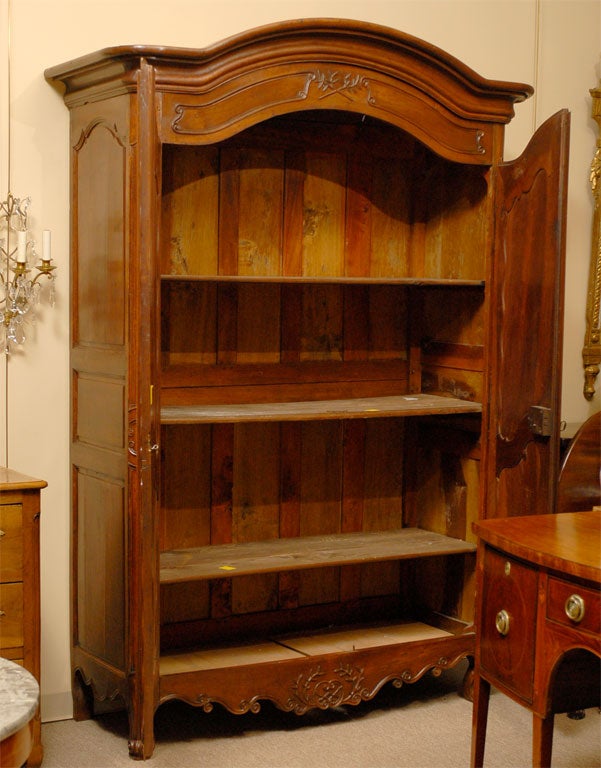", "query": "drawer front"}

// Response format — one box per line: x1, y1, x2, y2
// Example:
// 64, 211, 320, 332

0, 503, 23, 582
0, 581, 24, 649
547, 577, 600, 637
480, 547, 538, 701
